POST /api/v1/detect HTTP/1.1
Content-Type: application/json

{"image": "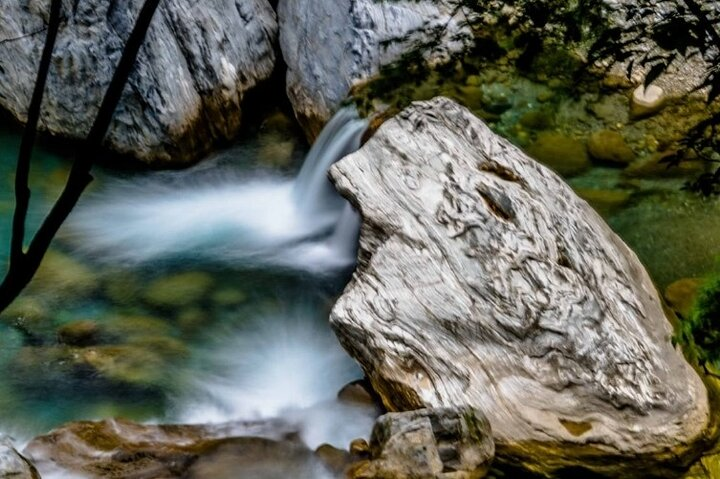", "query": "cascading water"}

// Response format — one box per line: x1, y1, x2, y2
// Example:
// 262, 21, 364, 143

65, 107, 369, 273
